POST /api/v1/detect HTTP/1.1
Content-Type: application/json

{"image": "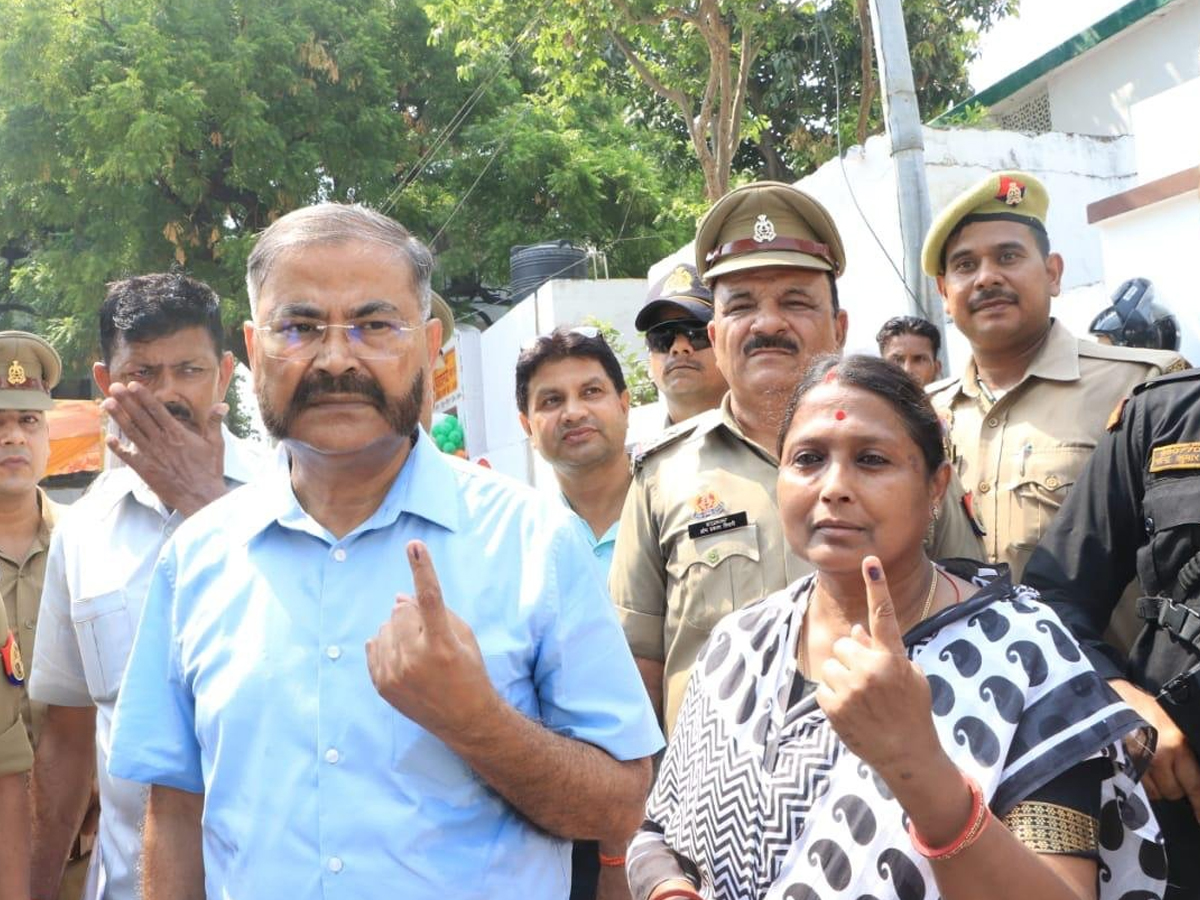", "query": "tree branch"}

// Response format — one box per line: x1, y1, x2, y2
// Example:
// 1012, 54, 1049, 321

855, 0, 876, 144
